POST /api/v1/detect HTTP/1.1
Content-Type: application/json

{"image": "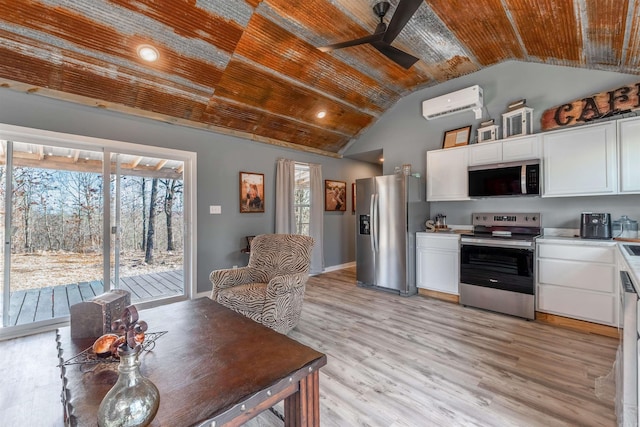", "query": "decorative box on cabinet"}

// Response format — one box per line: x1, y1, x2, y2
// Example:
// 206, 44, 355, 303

416, 233, 460, 295
536, 240, 618, 326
